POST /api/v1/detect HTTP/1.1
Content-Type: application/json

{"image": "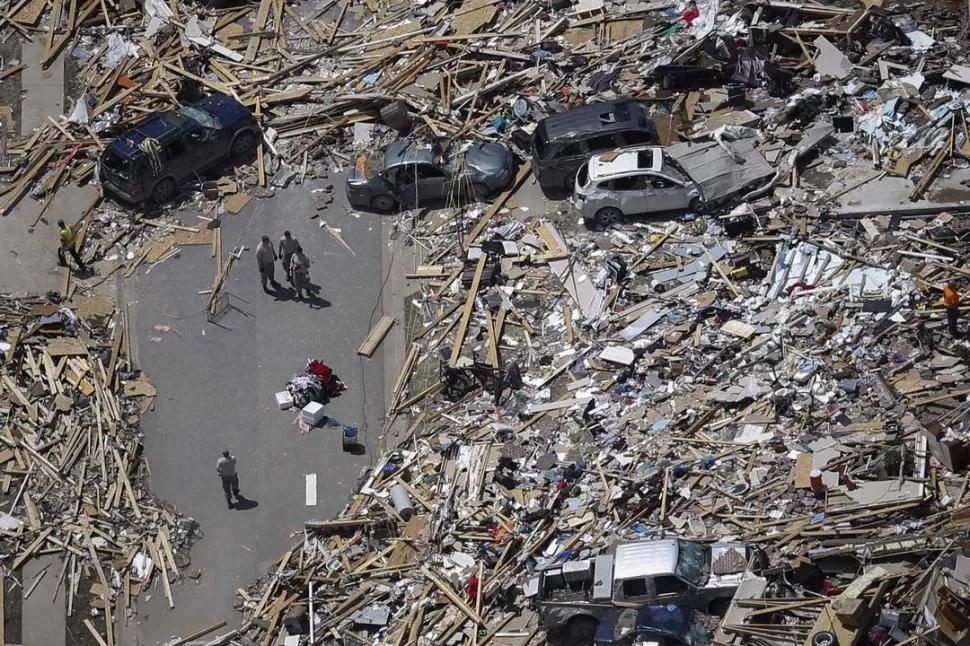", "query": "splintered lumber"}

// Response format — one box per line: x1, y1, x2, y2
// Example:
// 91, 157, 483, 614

421, 566, 484, 626
448, 255, 487, 366
357, 315, 395, 357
